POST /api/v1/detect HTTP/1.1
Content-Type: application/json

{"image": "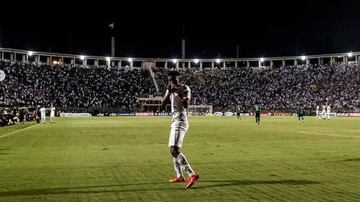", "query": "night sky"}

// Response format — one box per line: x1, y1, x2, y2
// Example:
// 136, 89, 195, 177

0, 0, 359, 58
